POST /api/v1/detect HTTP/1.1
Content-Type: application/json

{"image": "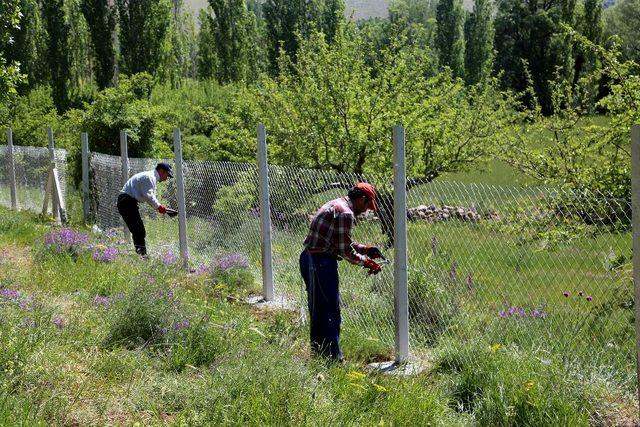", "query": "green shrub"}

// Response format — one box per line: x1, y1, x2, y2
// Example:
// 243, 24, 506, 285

104, 283, 182, 348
